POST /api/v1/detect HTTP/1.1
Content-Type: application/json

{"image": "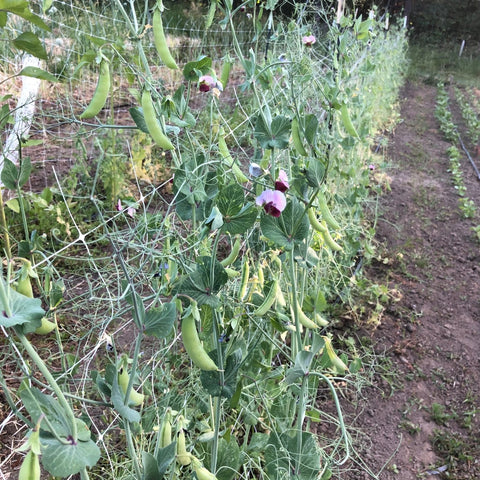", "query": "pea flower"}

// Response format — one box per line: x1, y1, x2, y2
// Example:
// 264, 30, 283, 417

199, 75, 223, 93
302, 35, 316, 46
256, 189, 287, 217
275, 169, 289, 192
